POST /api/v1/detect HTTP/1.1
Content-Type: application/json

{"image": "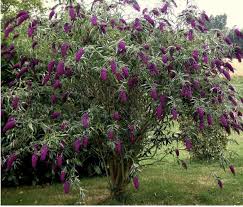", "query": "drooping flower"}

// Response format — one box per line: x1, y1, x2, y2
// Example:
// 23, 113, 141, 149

115, 140, 122, 154
56, 154, 63, 168
64, 181, 70, 194
51, 111, 61, 119
17, 13, 29, 26
219, 114, 228, 128
81, 135, 89, 148
132, 3, 140, 11
91, 15, 98, 26
224, 36, 232, 45
150, 87, 158, 101
234, 28, 243, 39
171, 107, 178, 120
49, 10, 55, 20
133, 176, 139, 190
222, 69, 231, 81
81, 112, 89, 128
229, 165, 236, 175
184, 138, 192, 151
3, 118, 16, 133
73, 138, 81, 153
75, 48, 85, 62
40, 145, 48, 161
69, 5, 76, 21
217, 179, 223, 189
60, 171, 66, 182
119, 89, 128, 103
144, 14, 154, 26
122, 67, 129, 78
161, 2, 169, 13
32, 153, 38, 168
100, 67, 107, 81
117, 40, 126, 54
224, 62, 234, 73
